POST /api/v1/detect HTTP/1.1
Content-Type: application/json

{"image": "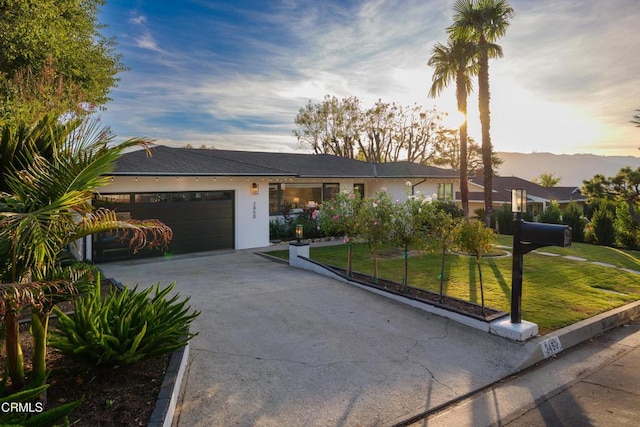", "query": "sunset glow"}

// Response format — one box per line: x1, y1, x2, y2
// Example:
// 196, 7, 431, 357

97, 0, 640, 157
